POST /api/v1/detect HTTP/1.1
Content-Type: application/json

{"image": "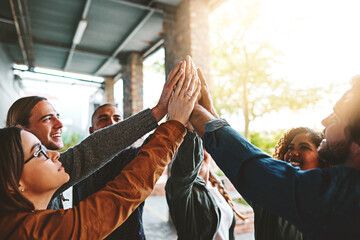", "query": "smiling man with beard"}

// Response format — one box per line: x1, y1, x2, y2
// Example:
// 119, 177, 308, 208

189, 72, 360, 239
318, 87, 357, 166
